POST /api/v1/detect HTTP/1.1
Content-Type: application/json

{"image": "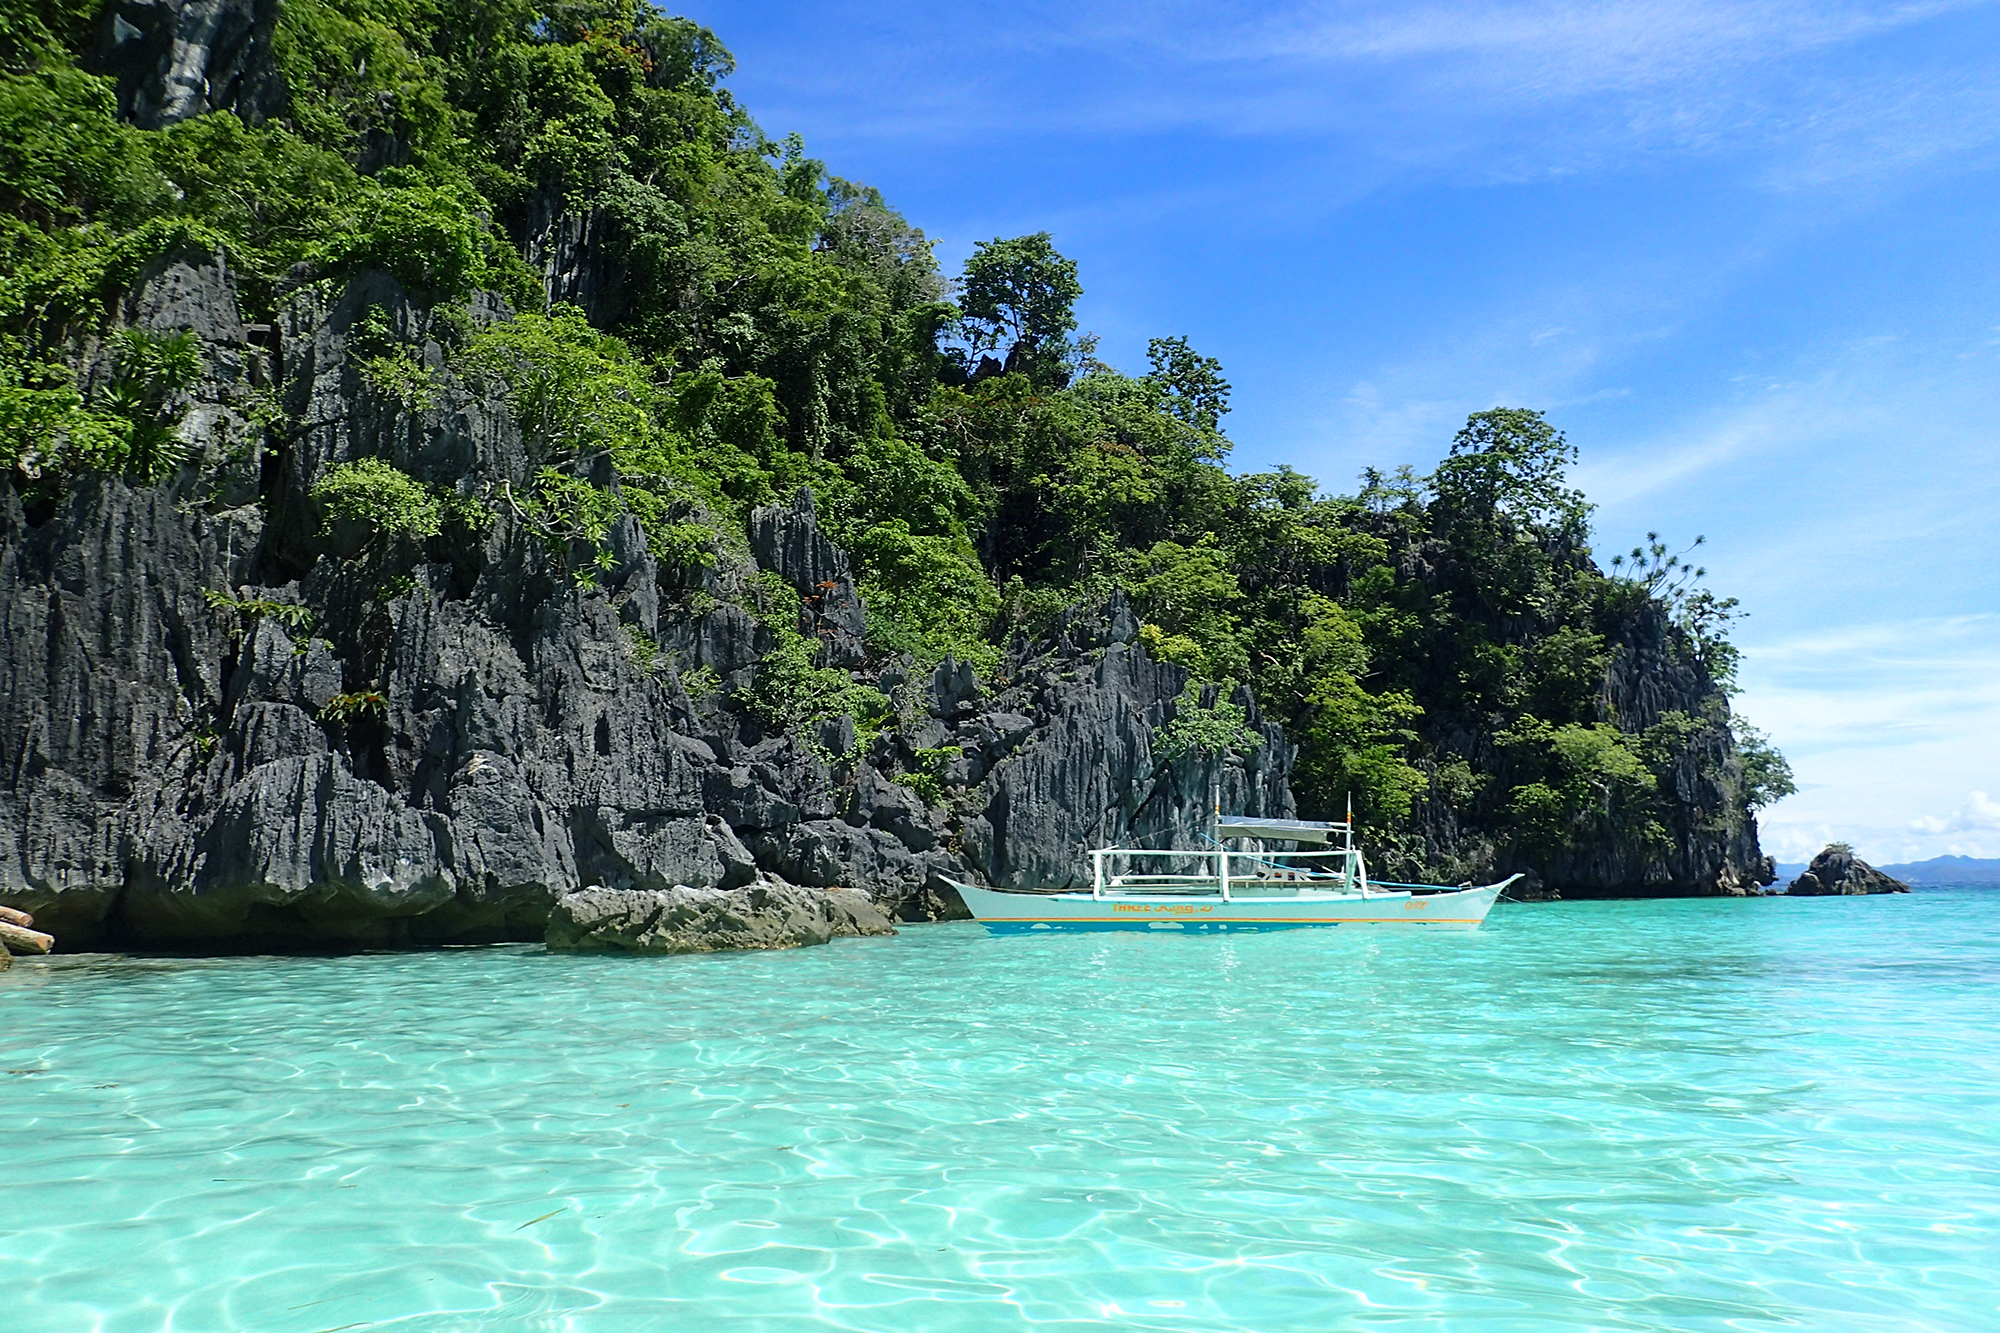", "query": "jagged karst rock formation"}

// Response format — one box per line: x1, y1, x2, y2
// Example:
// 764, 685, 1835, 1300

86, 0, 287, 131
1397, 595, 1774, 897
1787, 845, 1911, 896
0, 255, 1287, 948
0, 267, 1770, 947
